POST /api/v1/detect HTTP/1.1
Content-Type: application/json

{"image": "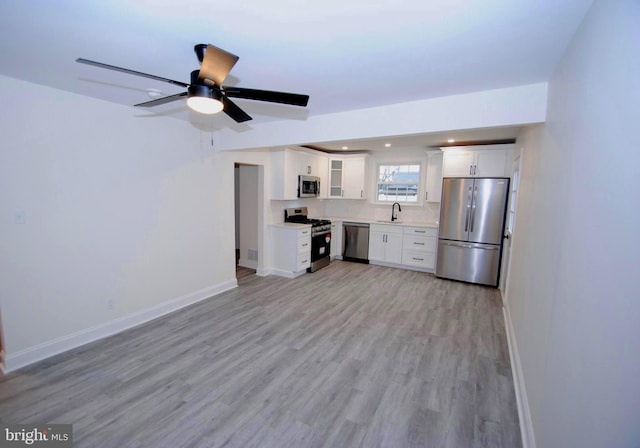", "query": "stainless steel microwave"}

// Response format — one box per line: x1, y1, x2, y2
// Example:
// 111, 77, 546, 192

298, 175, 321, 197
